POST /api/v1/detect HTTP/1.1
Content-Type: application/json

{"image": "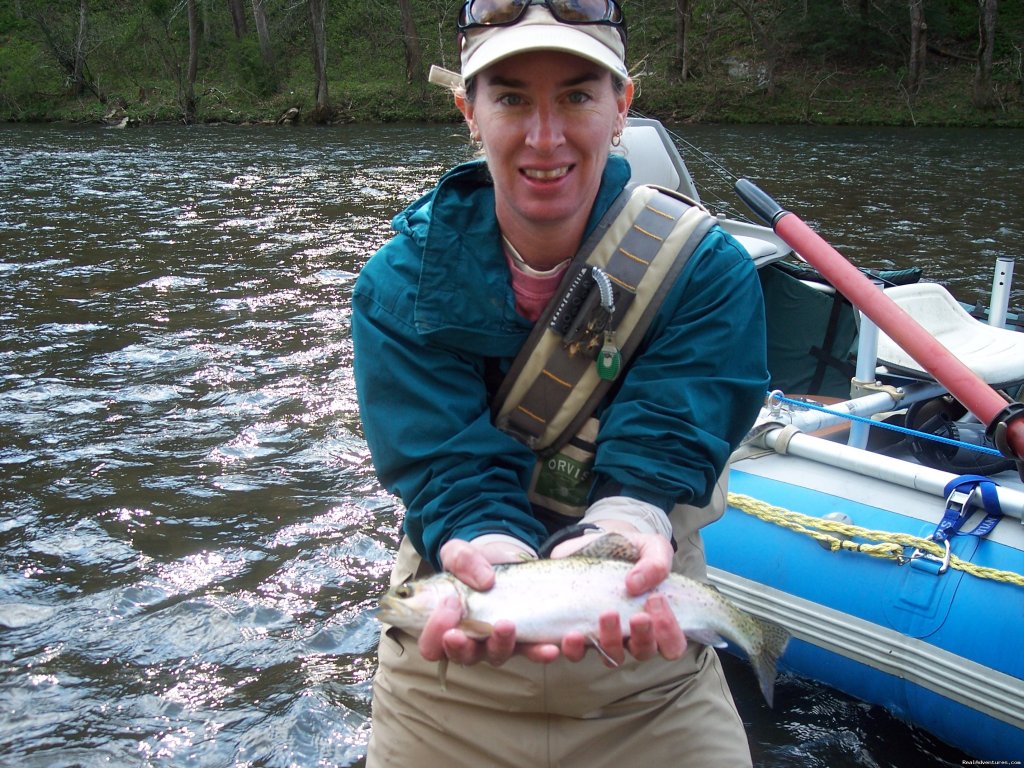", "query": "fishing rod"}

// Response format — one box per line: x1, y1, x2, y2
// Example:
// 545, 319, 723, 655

735, 177, 1024, 471
630, 111, 747, 221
